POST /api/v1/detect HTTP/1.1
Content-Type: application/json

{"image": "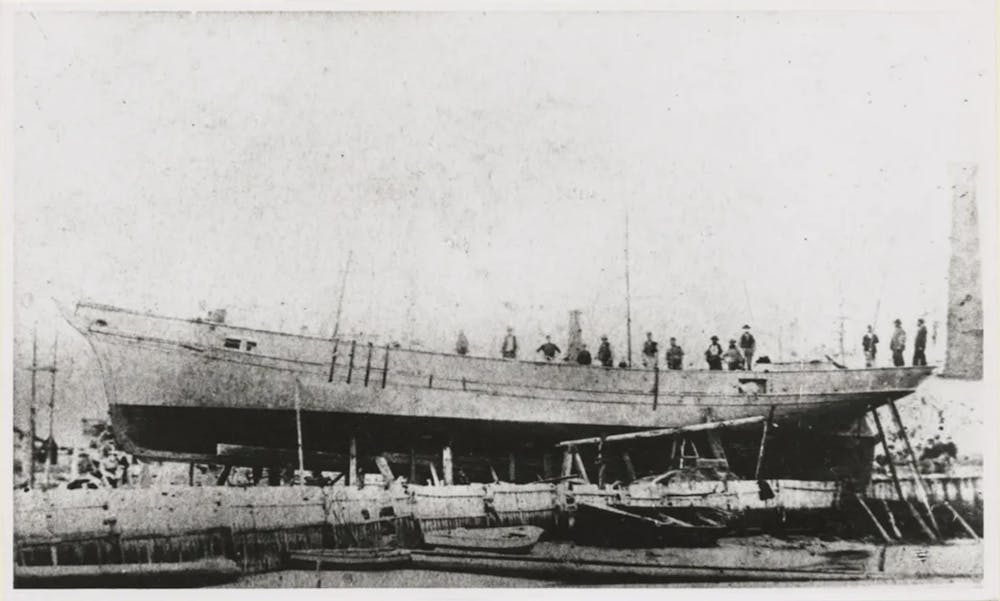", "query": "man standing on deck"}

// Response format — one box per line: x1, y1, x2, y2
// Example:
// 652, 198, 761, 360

666, 338, 684, 370
641, 332, 659, 368
724, 339, 745, 371
705, 336, 723, 370
501, 327, 518, 359
913, 318, 928, 366
890, 319, 906, 367
739, 325, 757, 370
536, 336, 561, 361
862, 325, 879, 367
455, 330, 469, 356
597, 336, 614, 367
